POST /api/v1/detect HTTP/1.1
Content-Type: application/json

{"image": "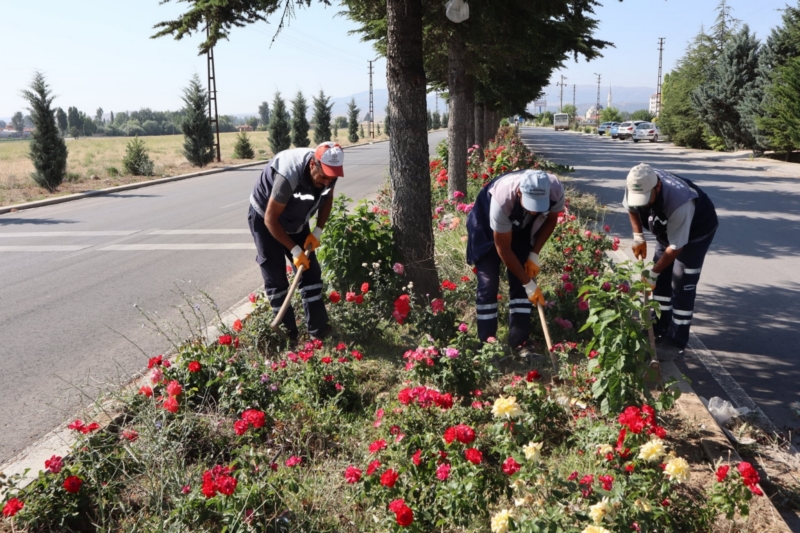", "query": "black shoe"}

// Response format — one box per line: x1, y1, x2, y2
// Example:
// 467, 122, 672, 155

657, 337, 686, 361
